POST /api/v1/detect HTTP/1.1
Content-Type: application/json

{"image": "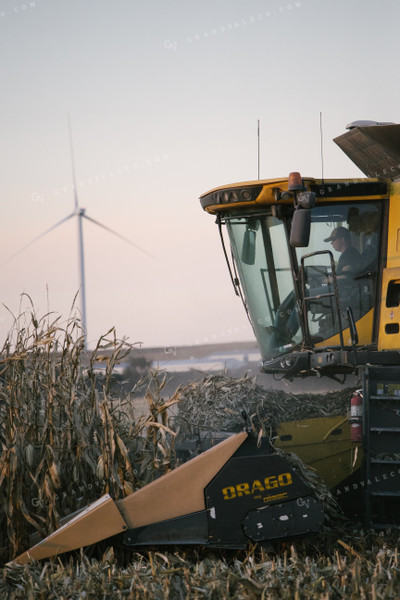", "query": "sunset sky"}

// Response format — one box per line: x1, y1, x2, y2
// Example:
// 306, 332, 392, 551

1, 0, 399, 351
